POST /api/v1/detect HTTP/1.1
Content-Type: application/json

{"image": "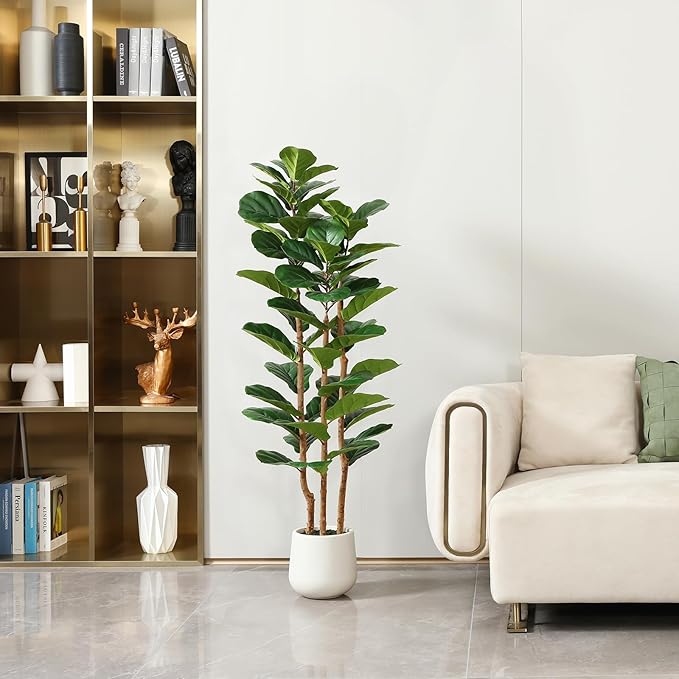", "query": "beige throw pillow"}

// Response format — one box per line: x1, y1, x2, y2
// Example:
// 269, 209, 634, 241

518, 353, 639, 471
